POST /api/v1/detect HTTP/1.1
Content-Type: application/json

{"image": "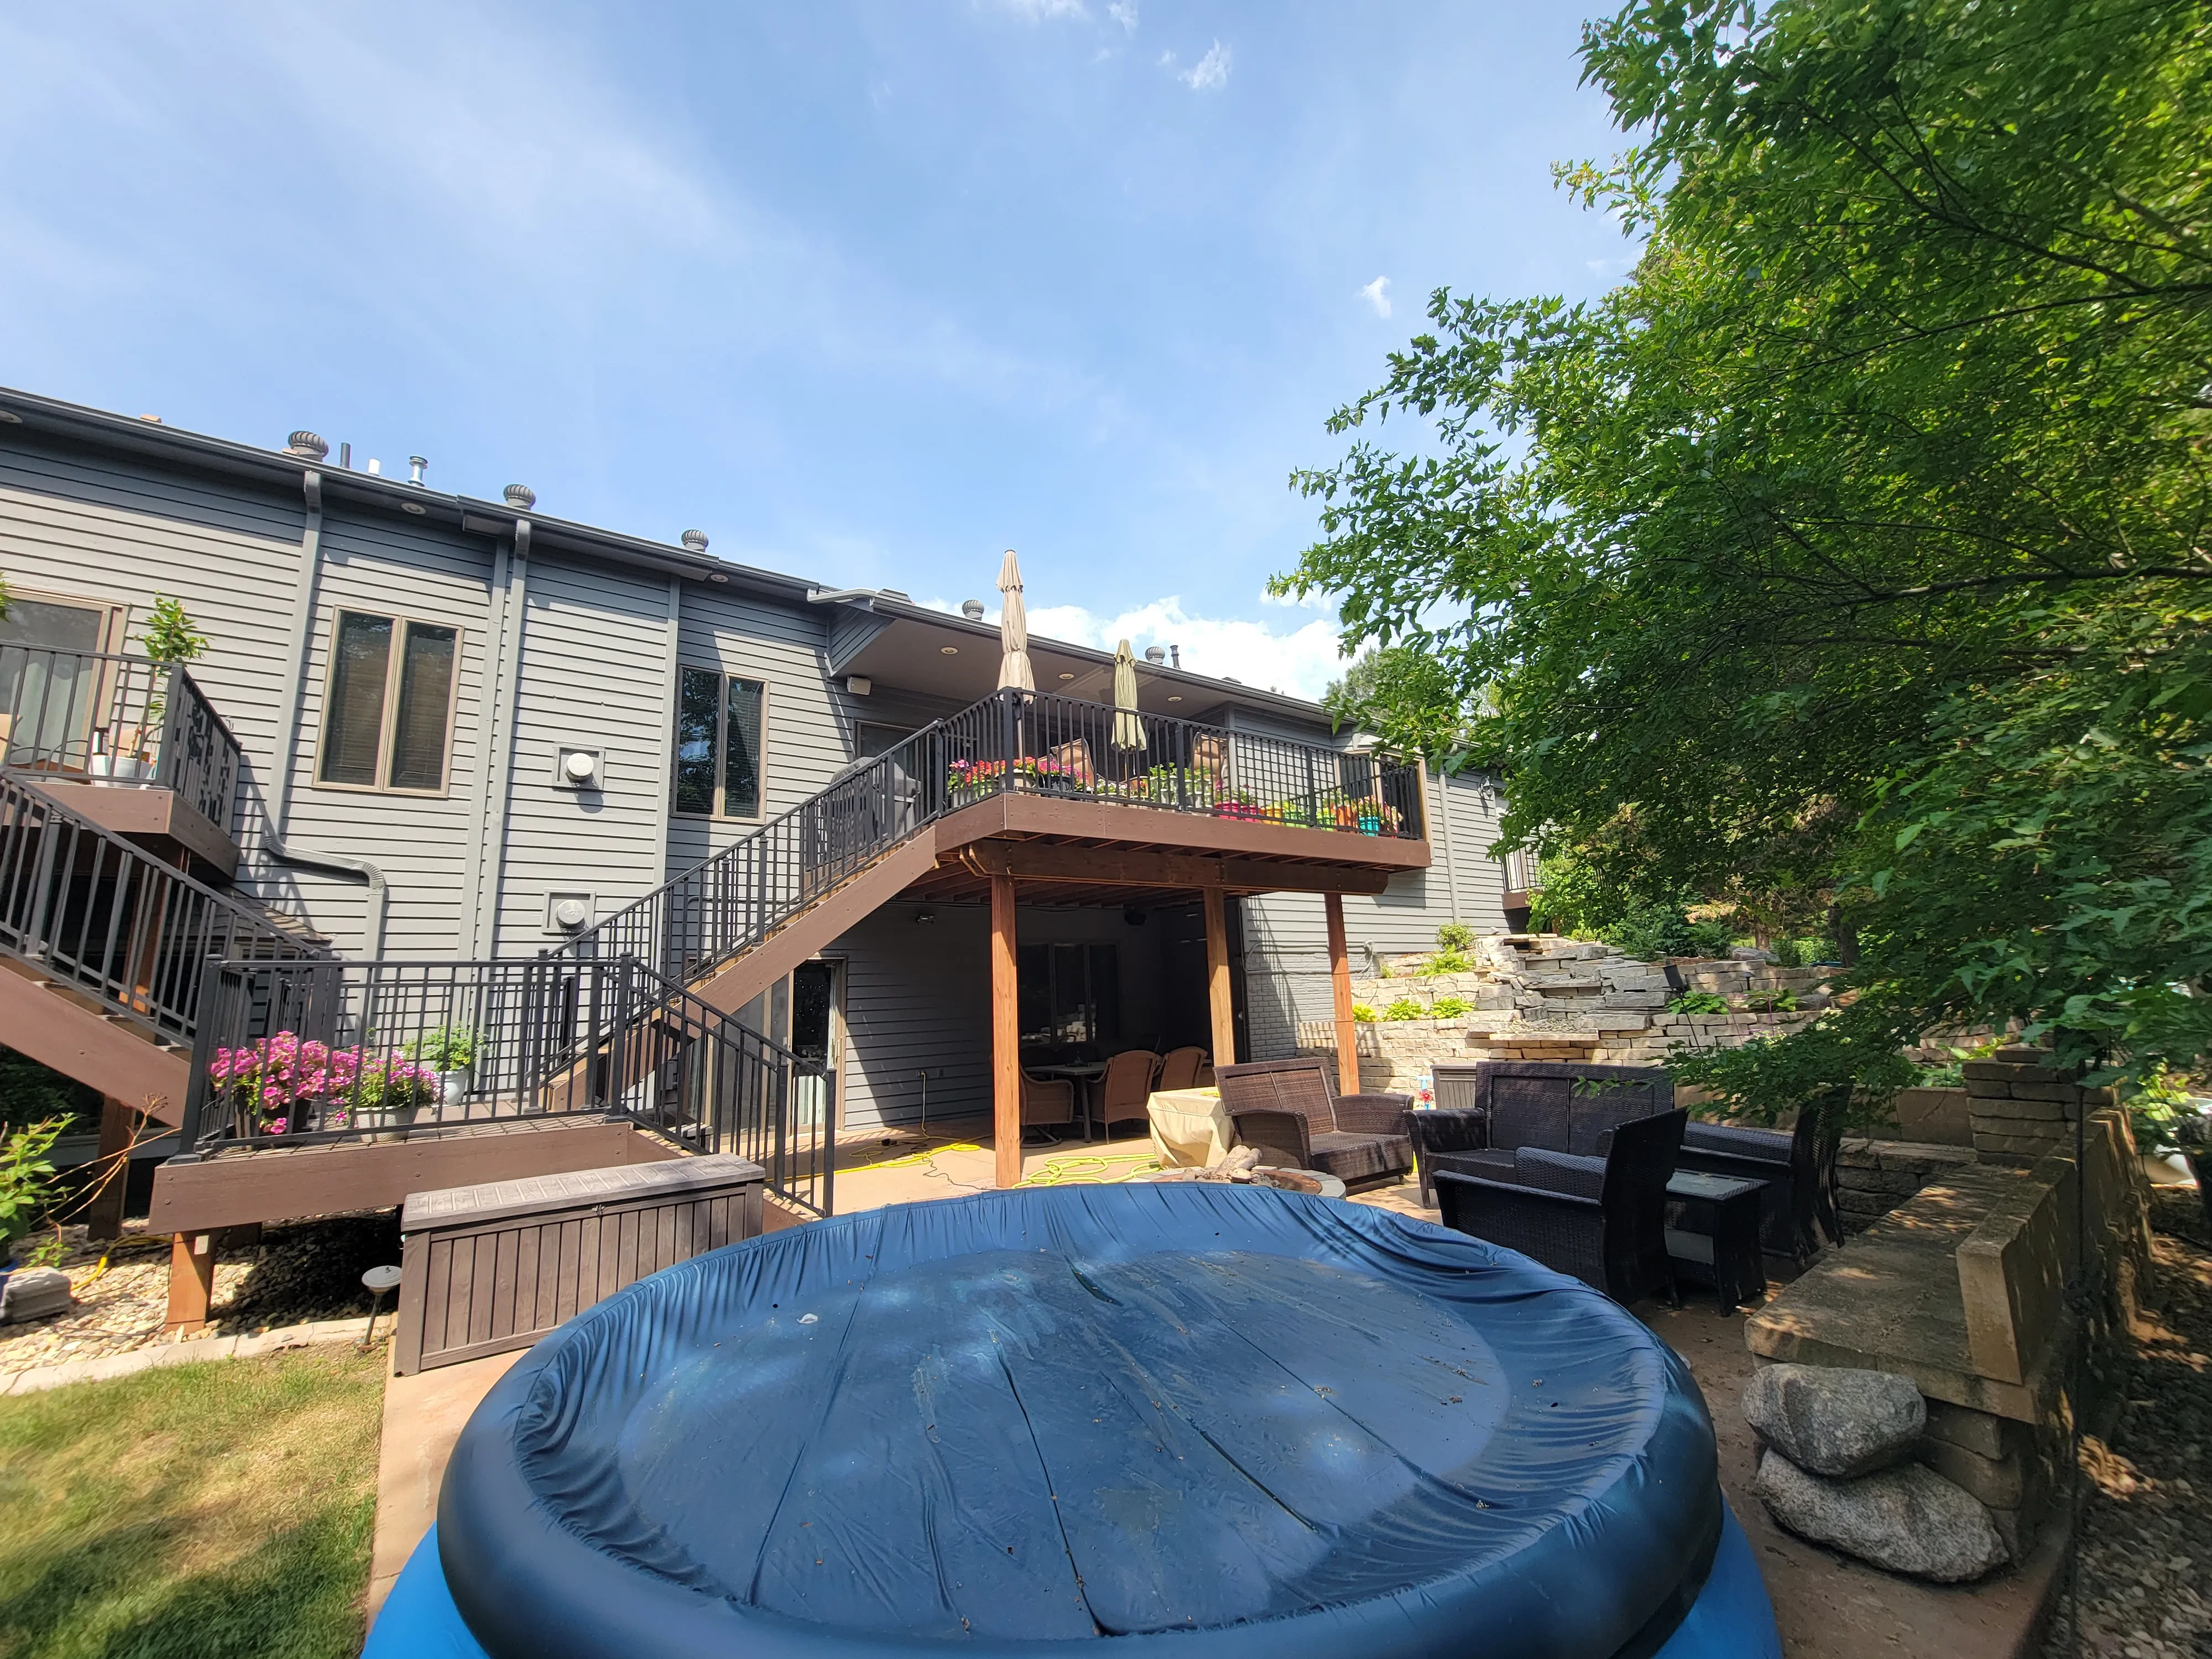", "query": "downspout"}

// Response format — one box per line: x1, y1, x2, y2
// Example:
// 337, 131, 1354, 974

468, 518, 531, 956
265, 468, 390, 957
1429, 757, 1462, 926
